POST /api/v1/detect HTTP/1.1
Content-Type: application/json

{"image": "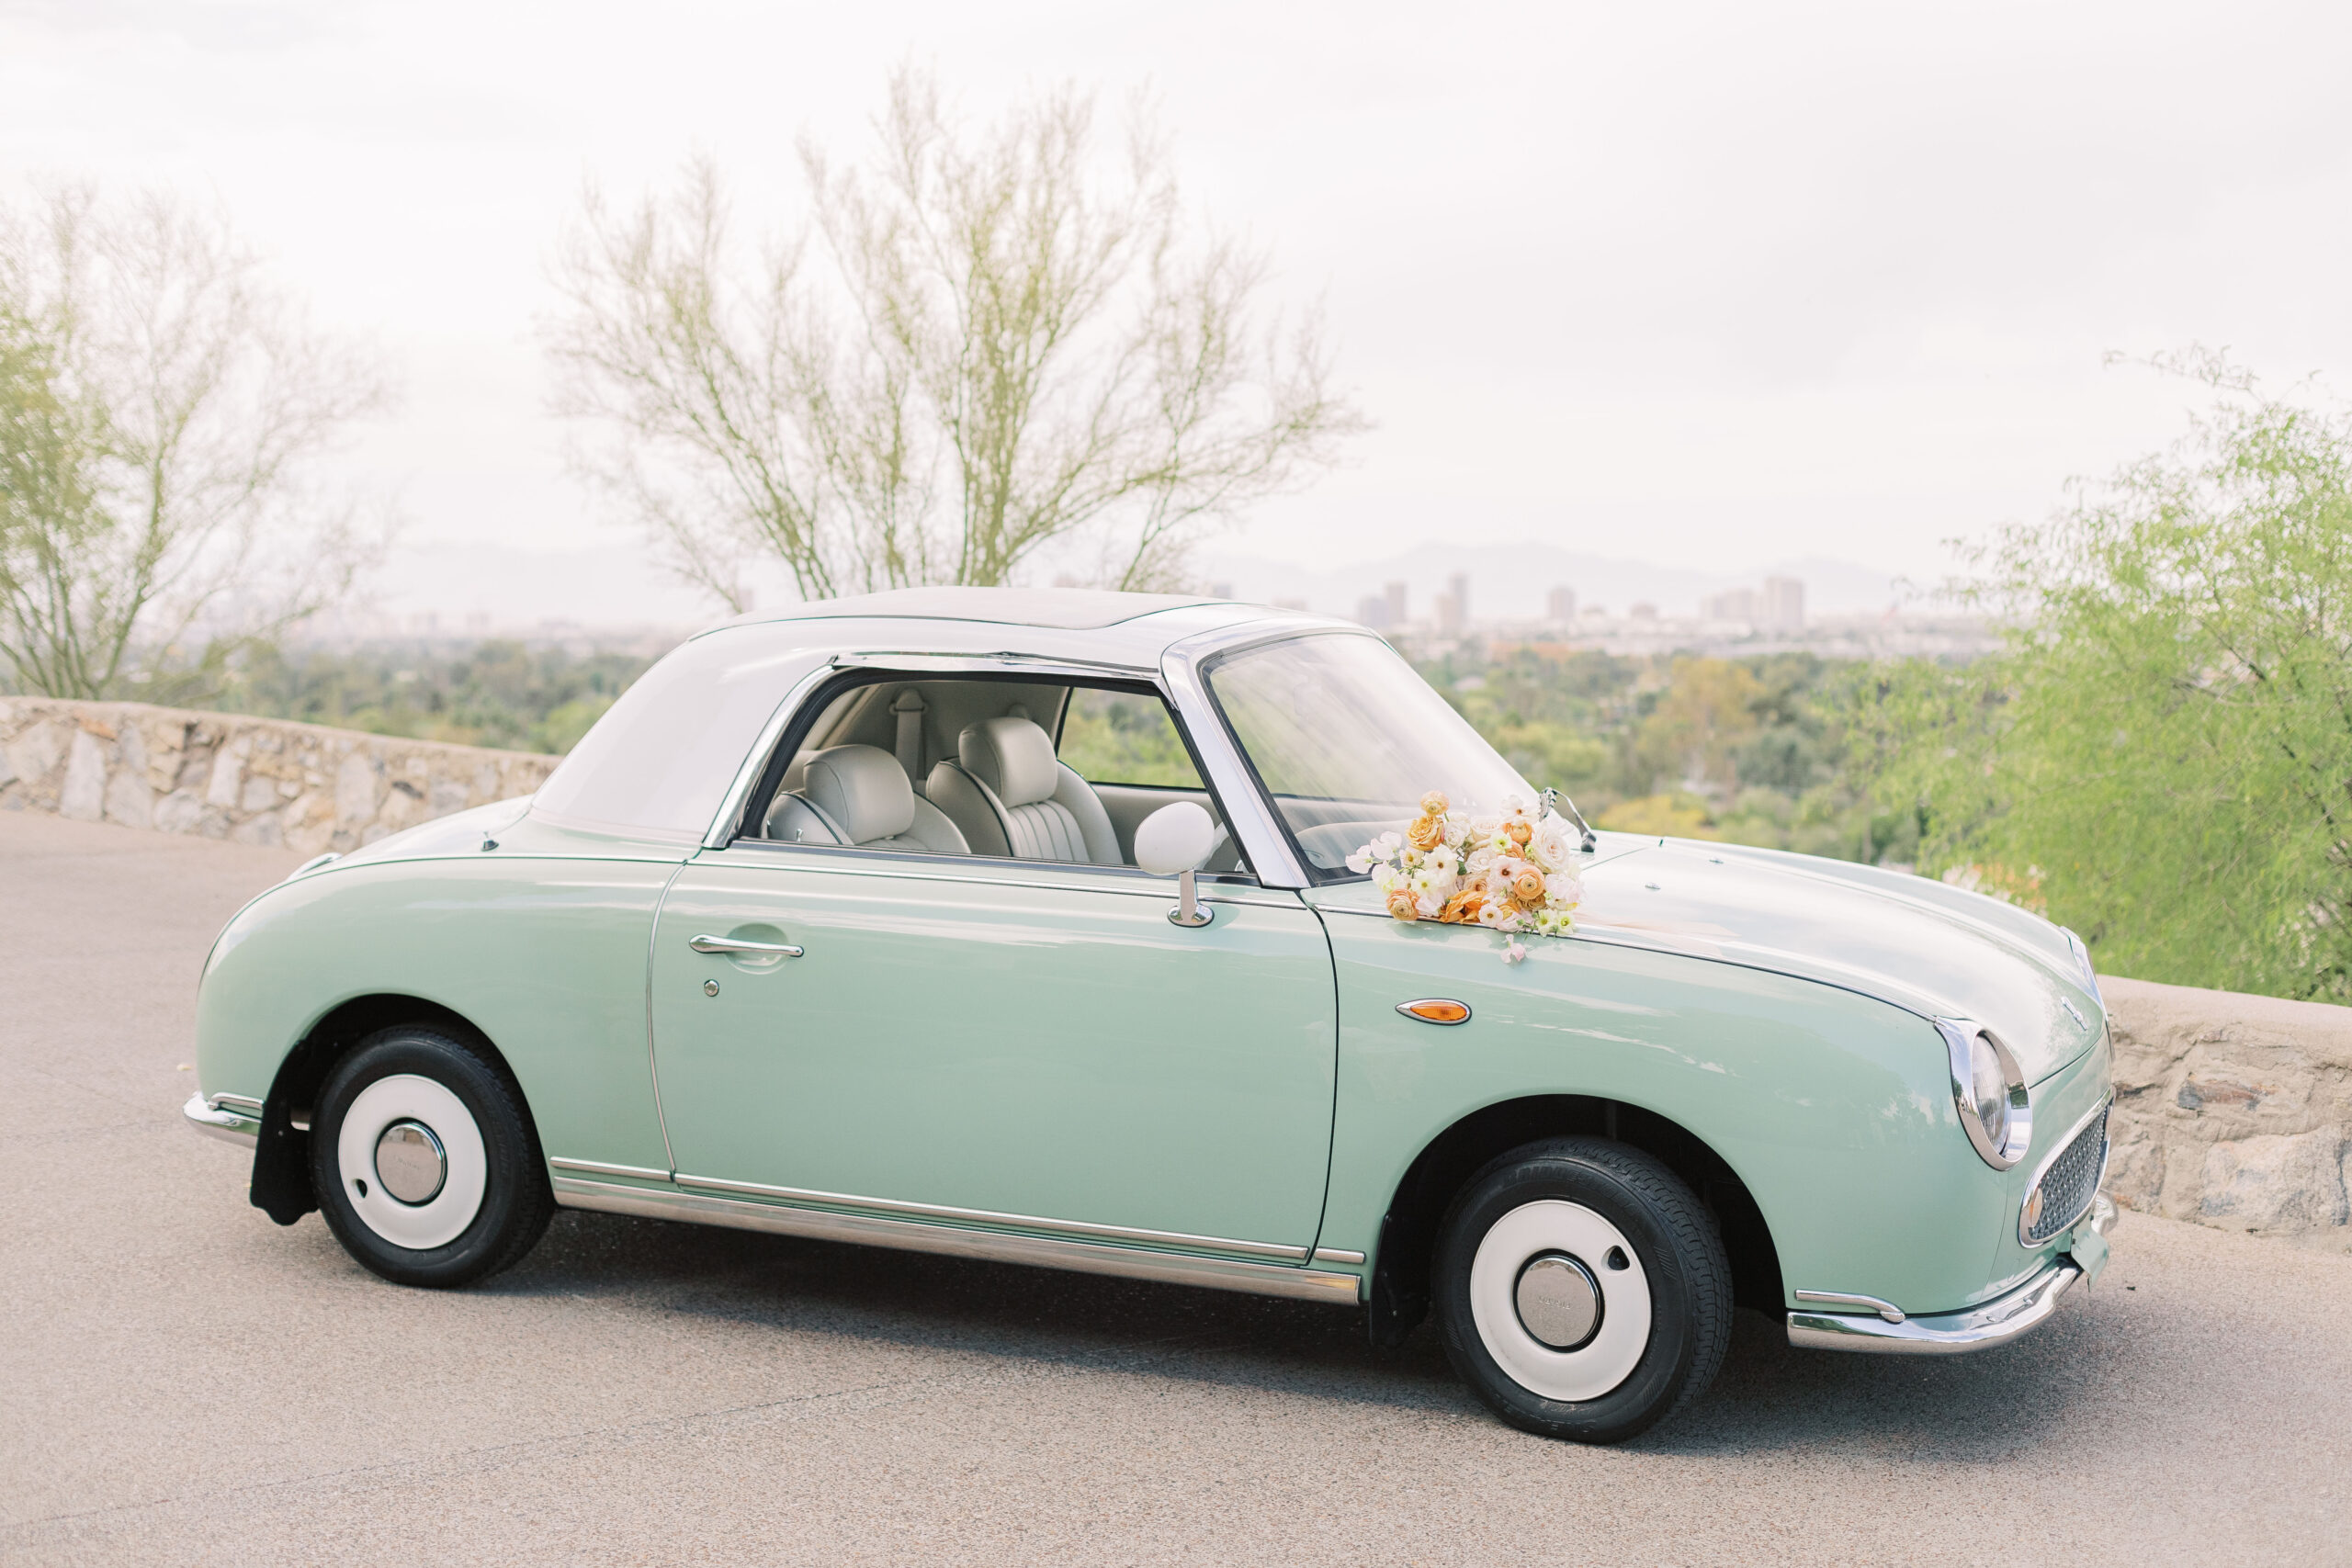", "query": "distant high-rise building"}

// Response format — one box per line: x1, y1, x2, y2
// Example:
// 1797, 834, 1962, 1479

1702, 588, 1758, 623
1762, 576, 1805, 630
1385, 580, 1408, 627
1546, 585, 1577, 624
1435, 572, 1470, 636
1354, 594, 1393, 630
